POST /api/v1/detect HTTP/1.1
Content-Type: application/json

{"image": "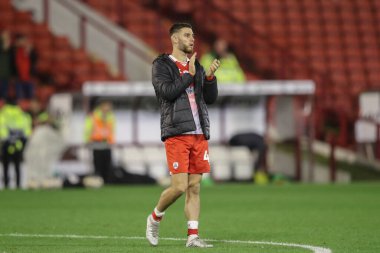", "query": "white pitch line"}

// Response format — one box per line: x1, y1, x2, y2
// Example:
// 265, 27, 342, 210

0, 233, 332, 253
